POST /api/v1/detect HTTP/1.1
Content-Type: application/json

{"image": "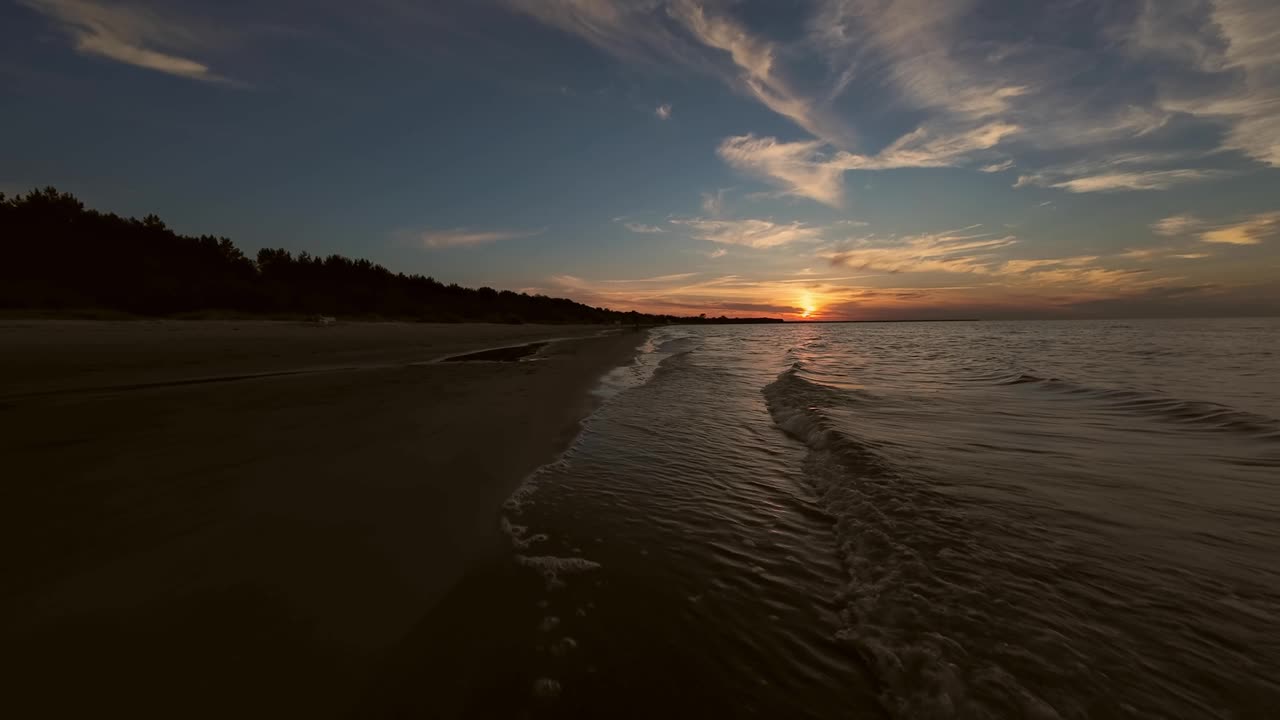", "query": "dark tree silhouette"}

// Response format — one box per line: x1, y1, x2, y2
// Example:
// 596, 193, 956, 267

0, 188, 784, 325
